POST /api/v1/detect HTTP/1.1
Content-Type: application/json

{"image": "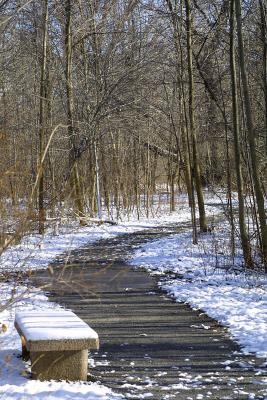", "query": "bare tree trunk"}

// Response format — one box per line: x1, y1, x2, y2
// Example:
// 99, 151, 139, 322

88, 1, 104, 218
235, 0, 267, 267
94, 142, 102, 220
38, 0, 49, 235
259, 0, 267, 156
185, 0, 207, 232
178, 18, 197, 242
181, 126, 193, 204
166, 0, 193, 208
230, 0, 252, 267
65, 0, 85, 224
